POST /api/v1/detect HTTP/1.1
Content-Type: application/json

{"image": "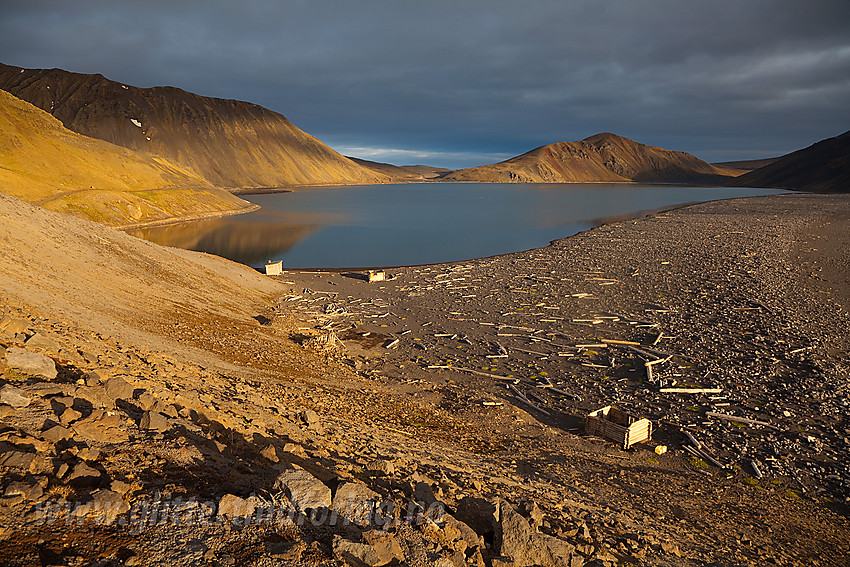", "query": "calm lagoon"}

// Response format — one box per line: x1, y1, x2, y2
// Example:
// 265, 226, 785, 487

129, 183, 783, 269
